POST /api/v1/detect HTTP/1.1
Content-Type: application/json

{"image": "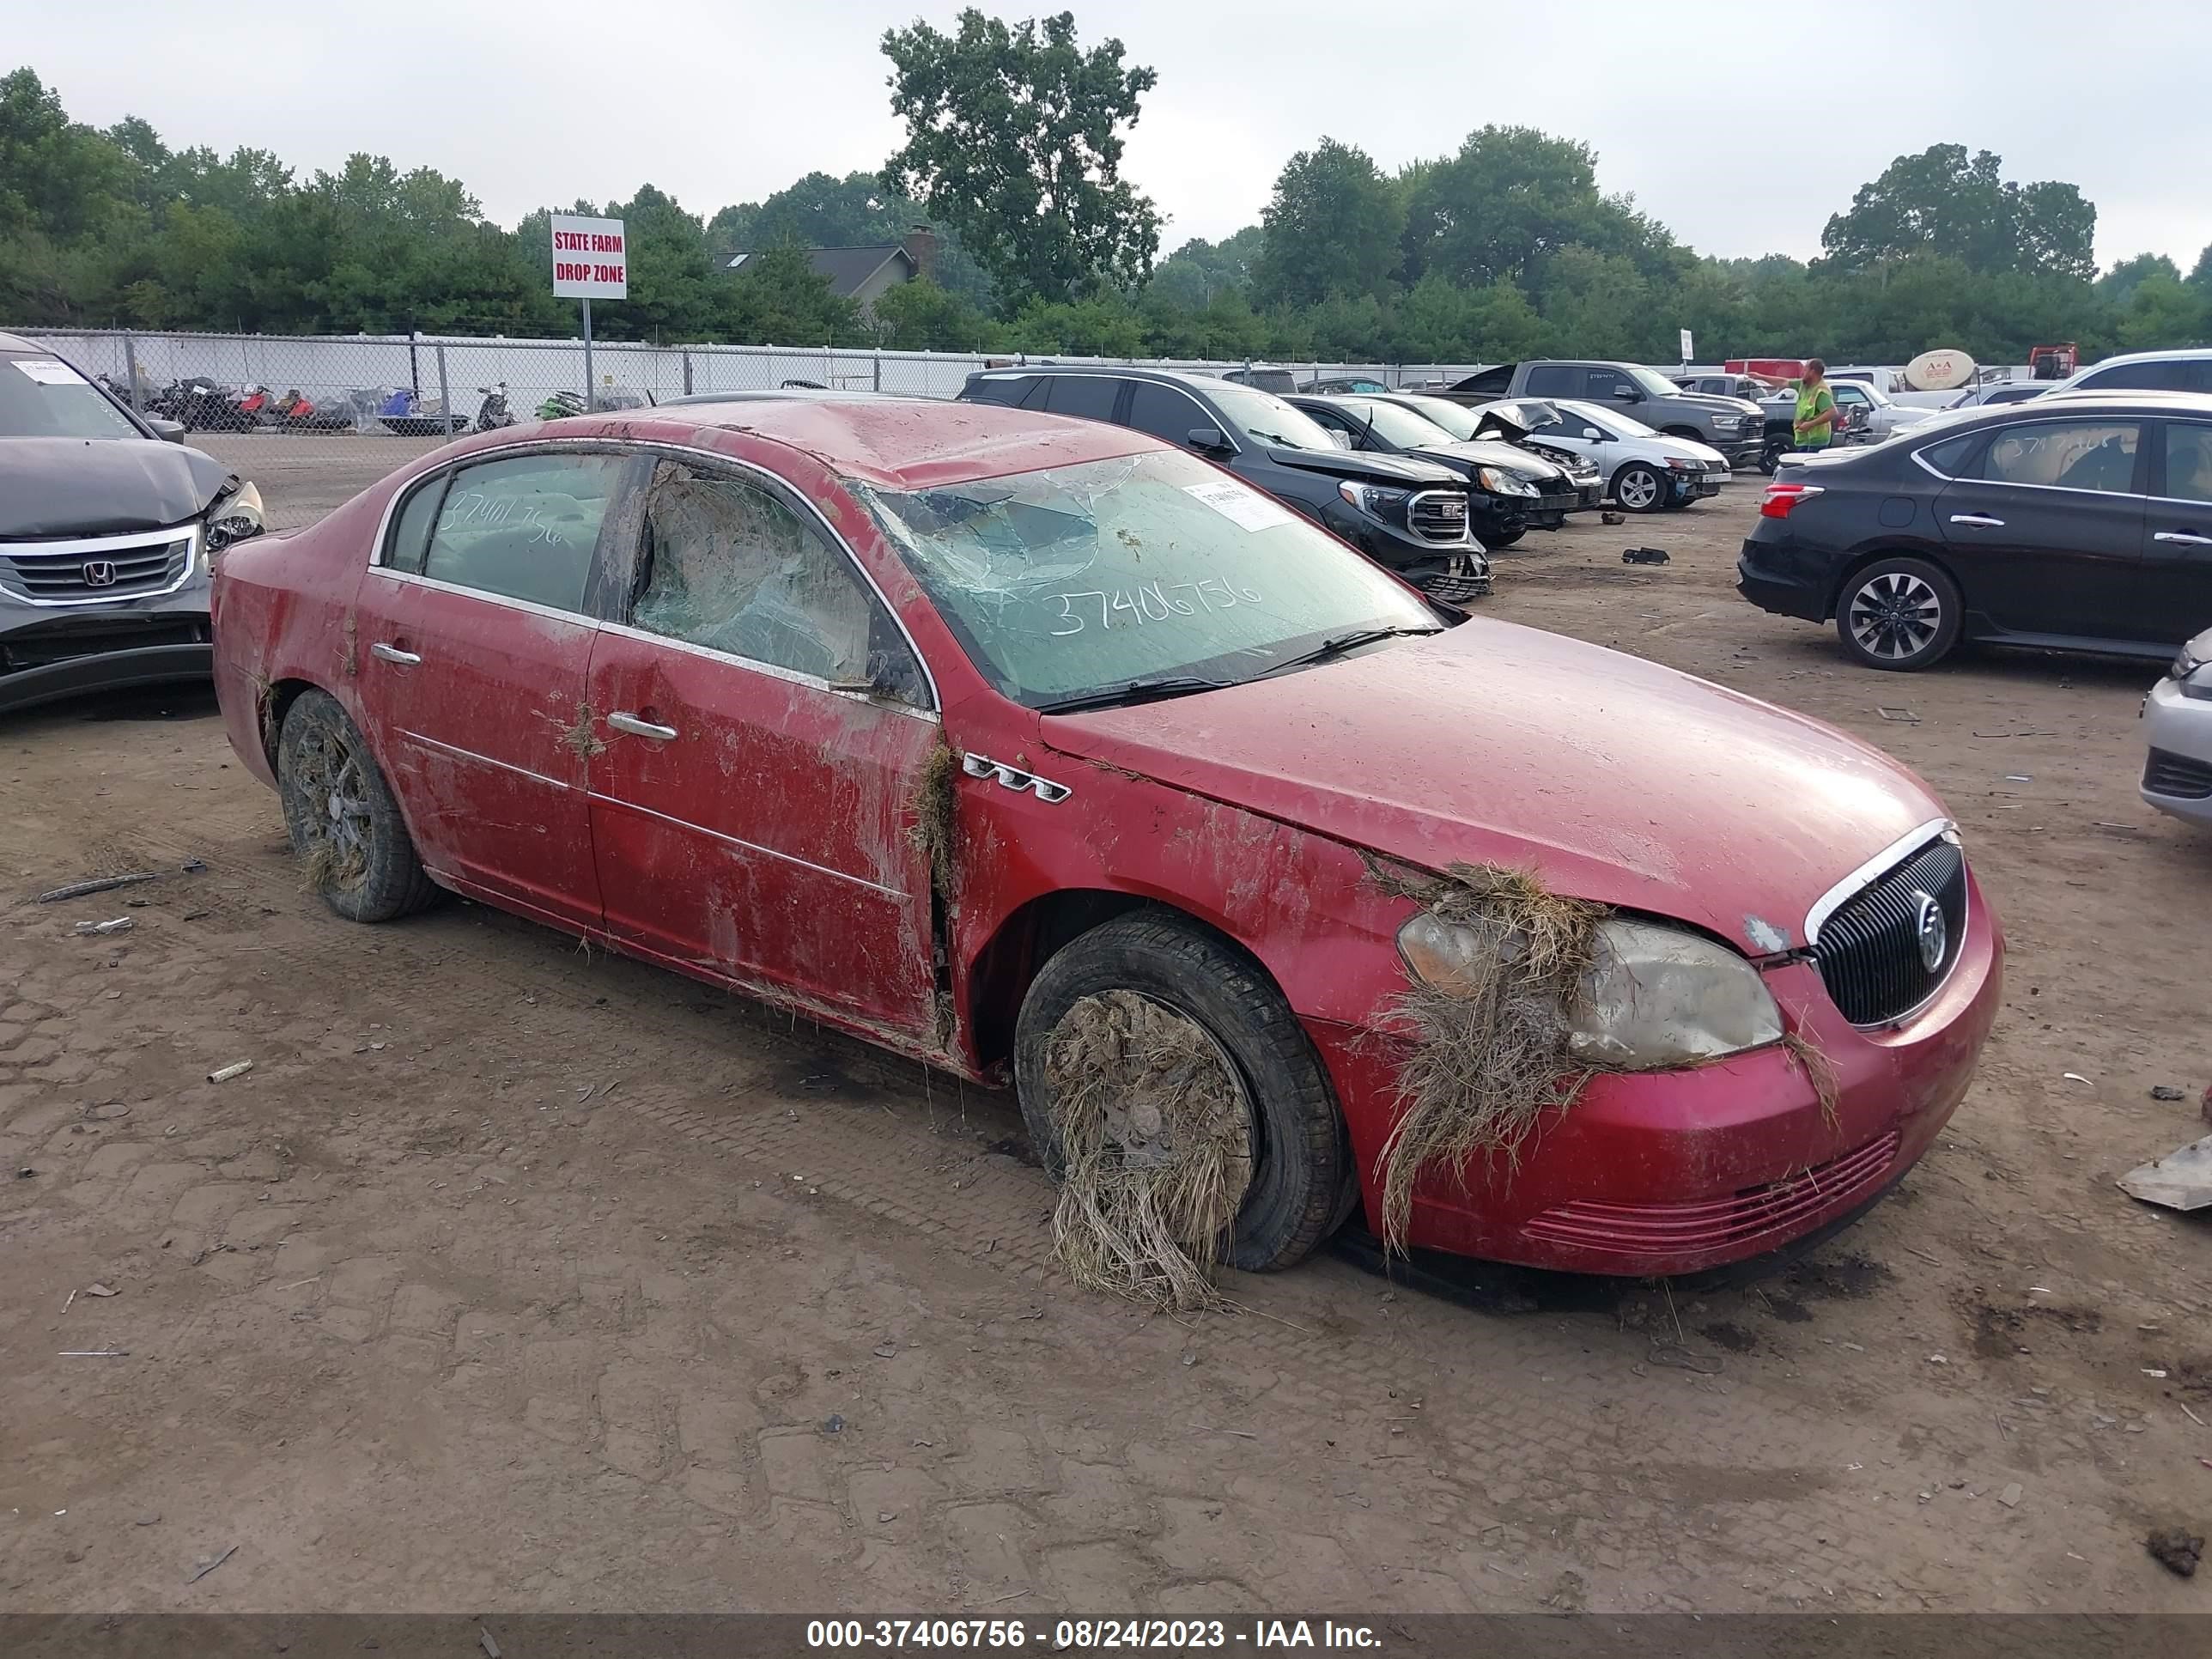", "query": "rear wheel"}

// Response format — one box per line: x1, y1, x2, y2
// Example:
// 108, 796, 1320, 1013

1013, 911, 1353, 1273
1834, 556, 1961, 671
276, 690, 439, 921
1759, 439, 1790, 474
1612, 462, 1665, 513
1487, 524, 1526, 549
